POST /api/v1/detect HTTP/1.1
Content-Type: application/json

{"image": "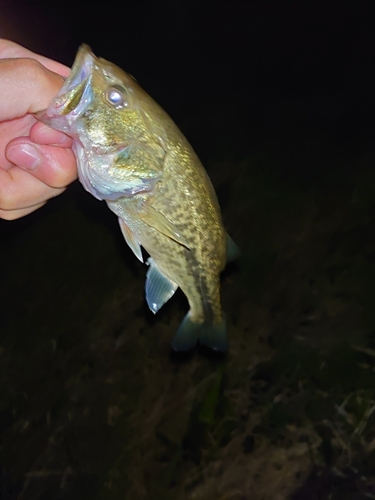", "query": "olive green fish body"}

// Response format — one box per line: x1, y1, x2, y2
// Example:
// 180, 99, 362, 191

40, 45, 232, 351
110, 140, 226, 327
